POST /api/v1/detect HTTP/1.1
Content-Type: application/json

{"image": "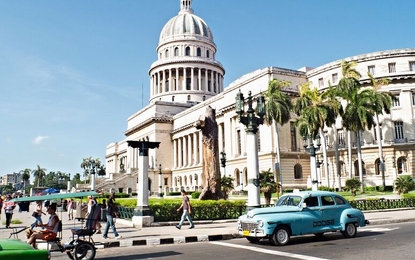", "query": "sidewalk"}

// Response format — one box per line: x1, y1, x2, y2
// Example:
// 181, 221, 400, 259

2, 204, 415, 249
